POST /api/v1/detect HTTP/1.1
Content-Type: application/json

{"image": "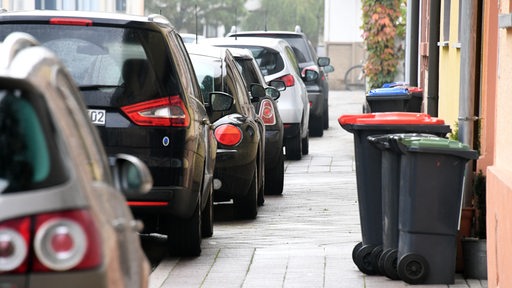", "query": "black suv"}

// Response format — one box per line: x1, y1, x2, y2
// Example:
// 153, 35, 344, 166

0, 10, 232, 256
227, 28, 333, 137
